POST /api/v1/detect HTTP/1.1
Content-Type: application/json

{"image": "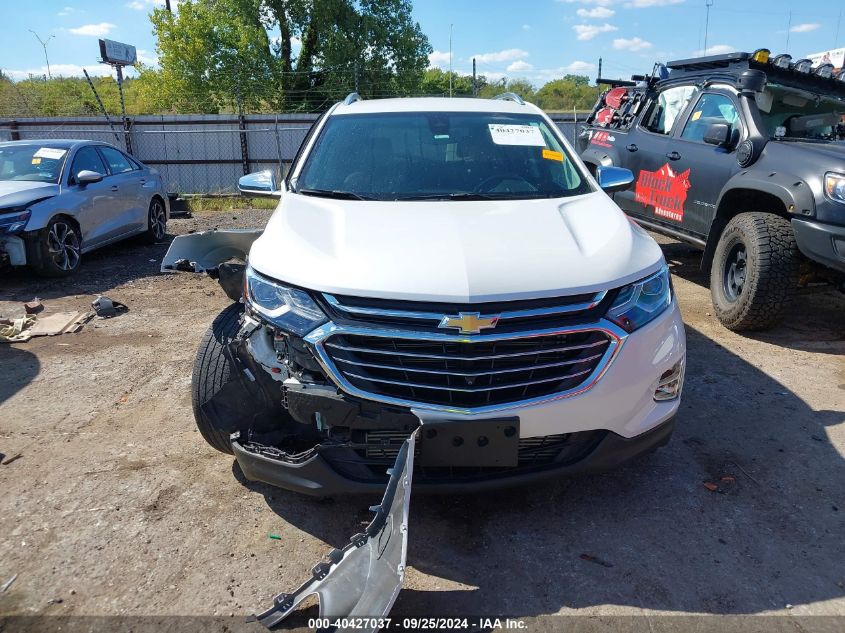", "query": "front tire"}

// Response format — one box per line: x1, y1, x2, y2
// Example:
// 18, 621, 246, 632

191, 303, 245, 454
34, 217, 82, 277
140, 197, 167, 244
710, 212, 799, 331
